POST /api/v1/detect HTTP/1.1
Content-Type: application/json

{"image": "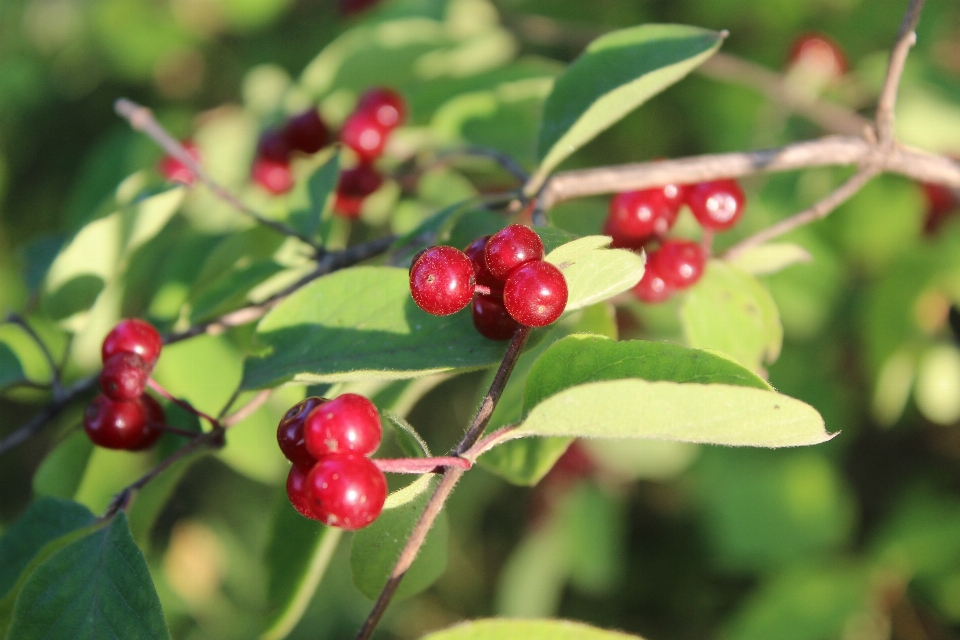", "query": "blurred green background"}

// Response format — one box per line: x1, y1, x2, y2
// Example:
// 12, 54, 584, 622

2, 0, 960, 639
